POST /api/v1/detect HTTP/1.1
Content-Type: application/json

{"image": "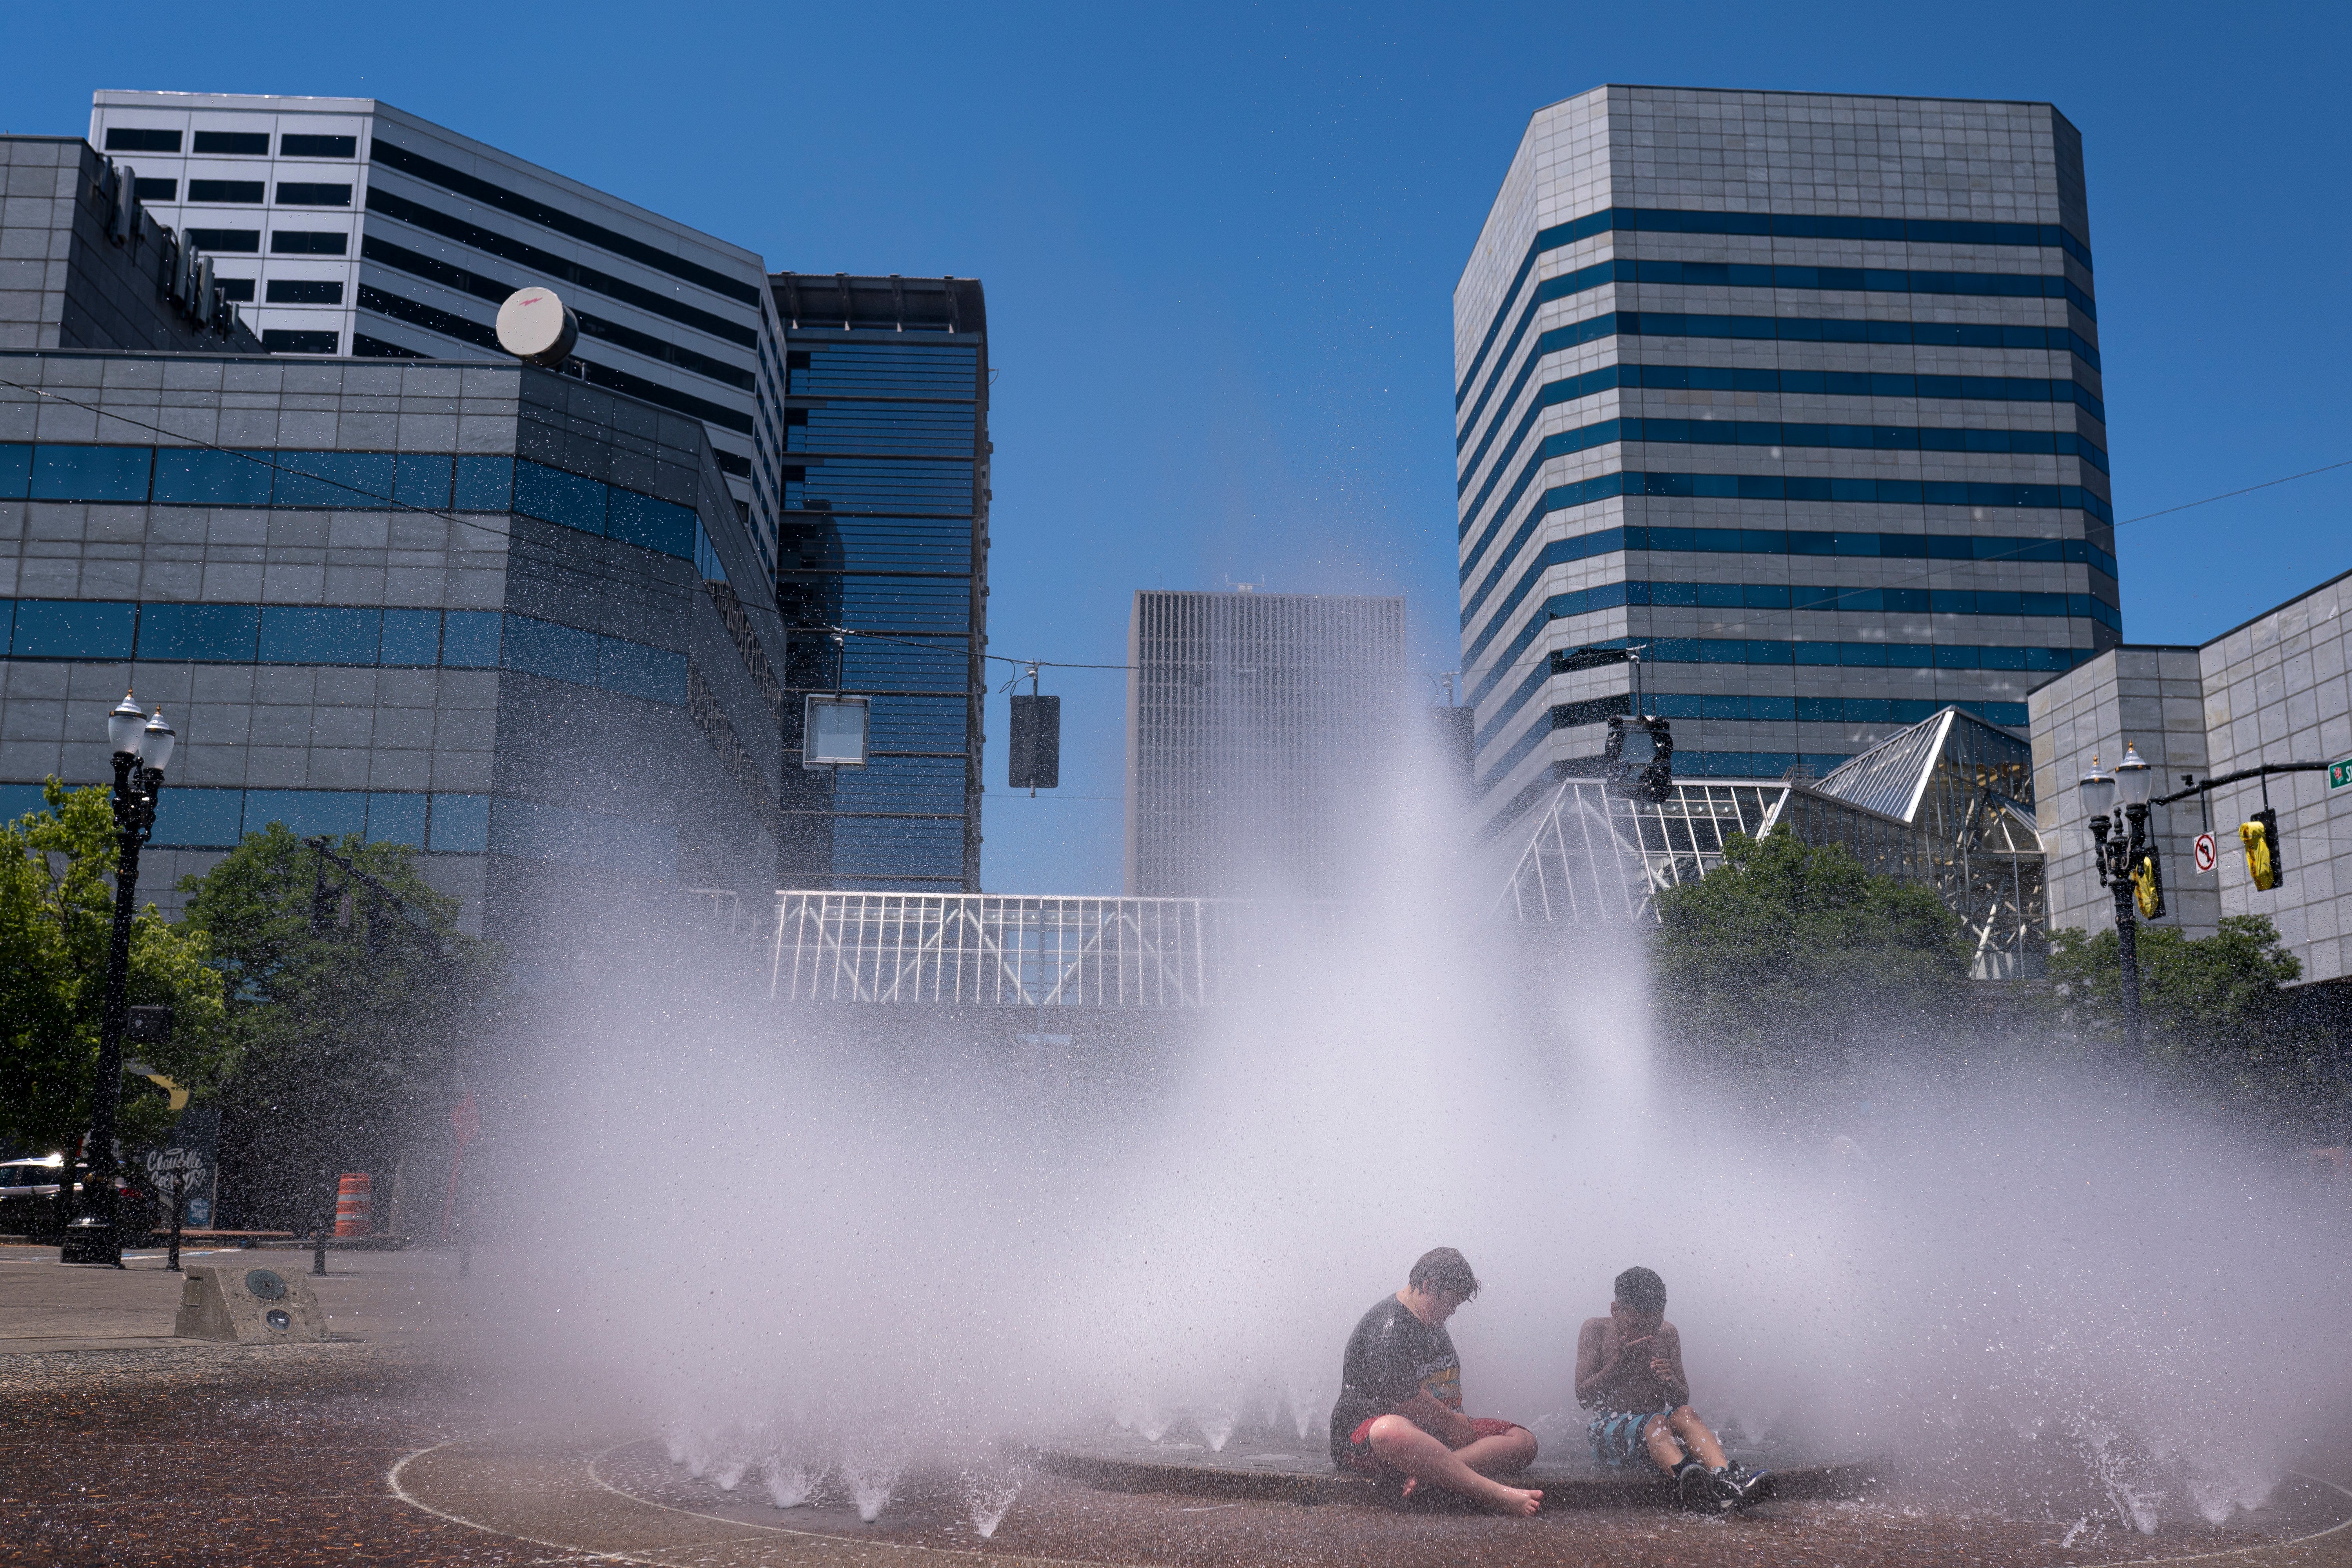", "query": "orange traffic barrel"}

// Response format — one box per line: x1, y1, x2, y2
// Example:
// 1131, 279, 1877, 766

334, 1172, 372, 1237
